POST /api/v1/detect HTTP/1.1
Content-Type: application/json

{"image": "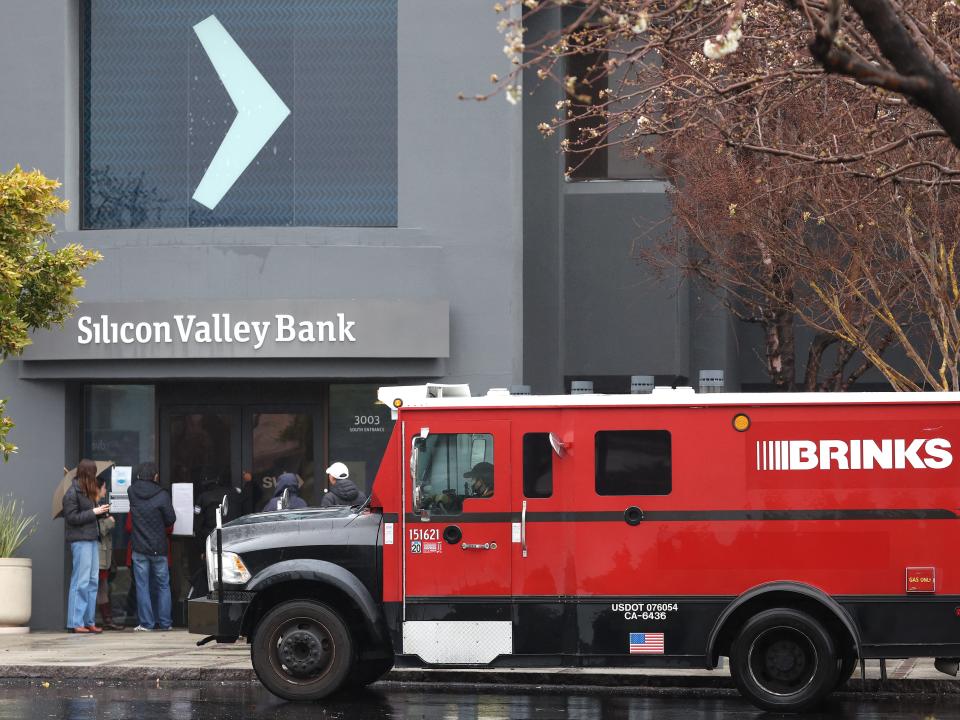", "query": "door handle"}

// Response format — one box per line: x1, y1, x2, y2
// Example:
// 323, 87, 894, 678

461, 542, 498, 551
521, 500, 528, 558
